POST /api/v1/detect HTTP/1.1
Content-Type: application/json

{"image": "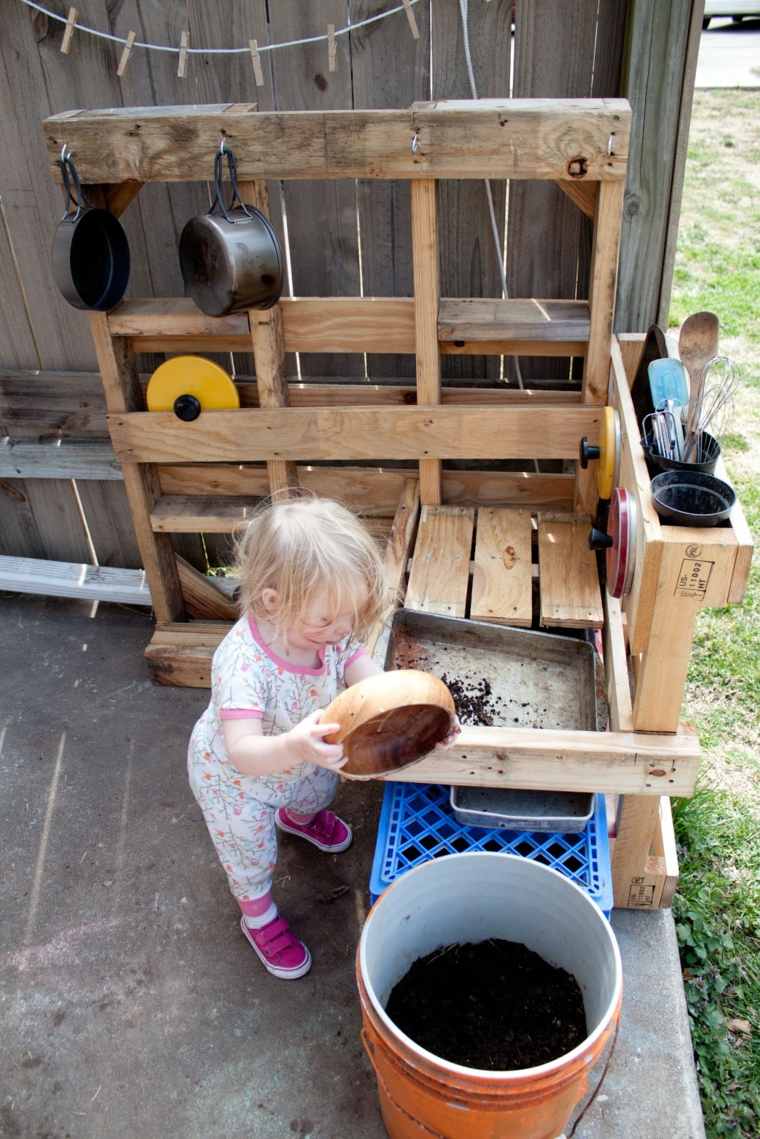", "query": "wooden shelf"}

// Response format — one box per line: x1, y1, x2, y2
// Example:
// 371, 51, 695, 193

438, 299, 589, 344
107, 296, 589, 358
150, 495, 393, 546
